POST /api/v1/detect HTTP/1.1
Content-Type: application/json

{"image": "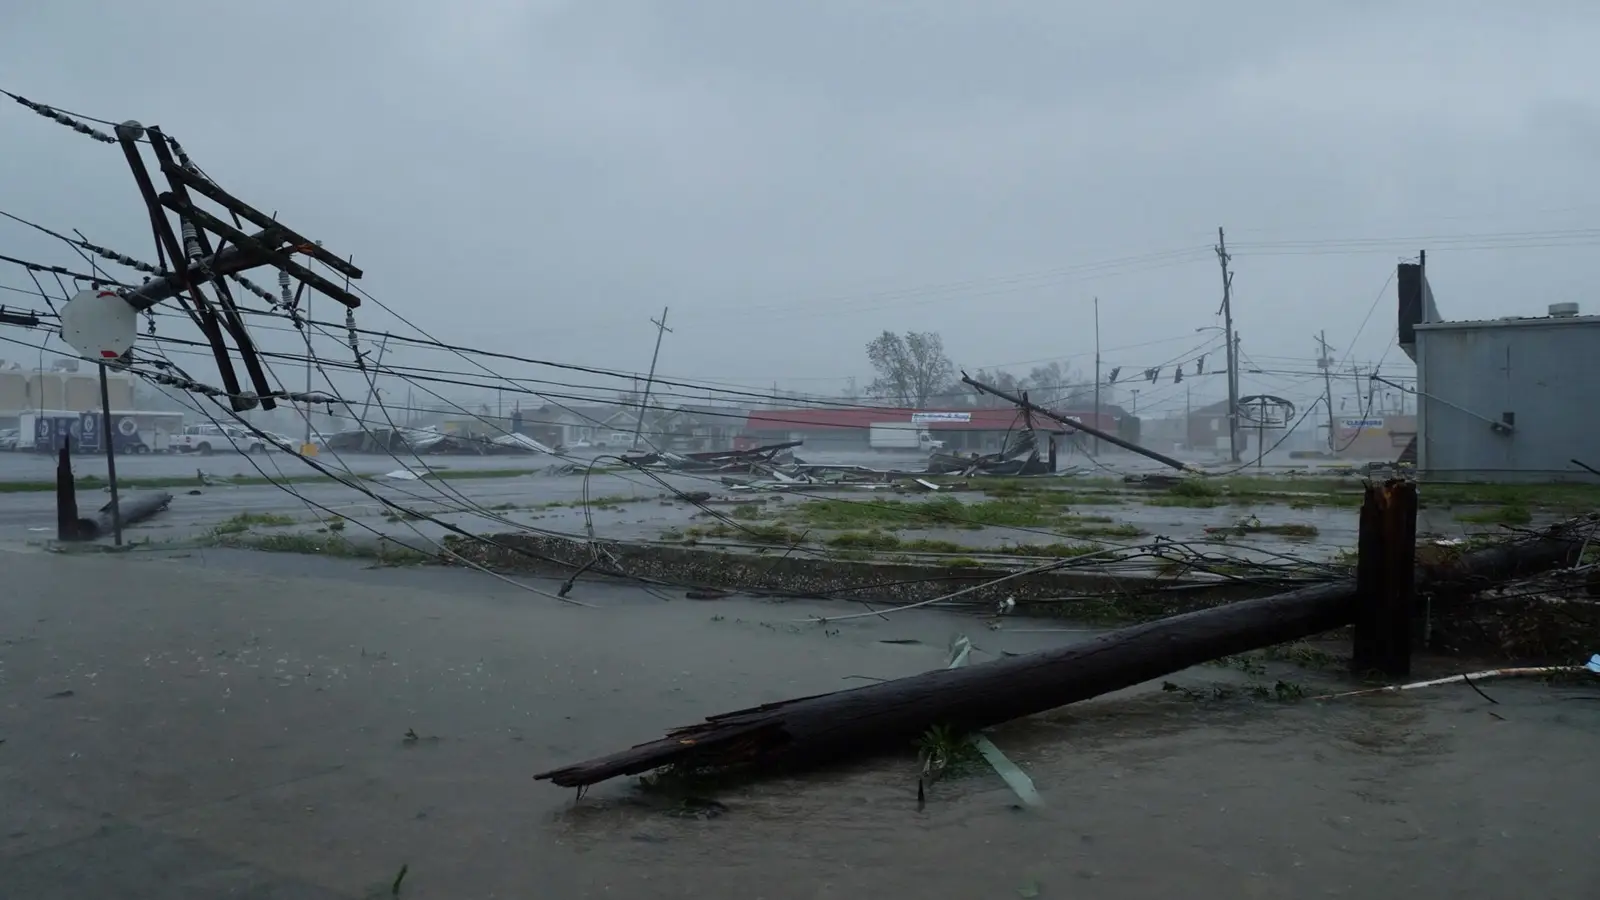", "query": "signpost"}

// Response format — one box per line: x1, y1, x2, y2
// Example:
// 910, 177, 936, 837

1237, 395, 1296, 470
98, 363, 122, 546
